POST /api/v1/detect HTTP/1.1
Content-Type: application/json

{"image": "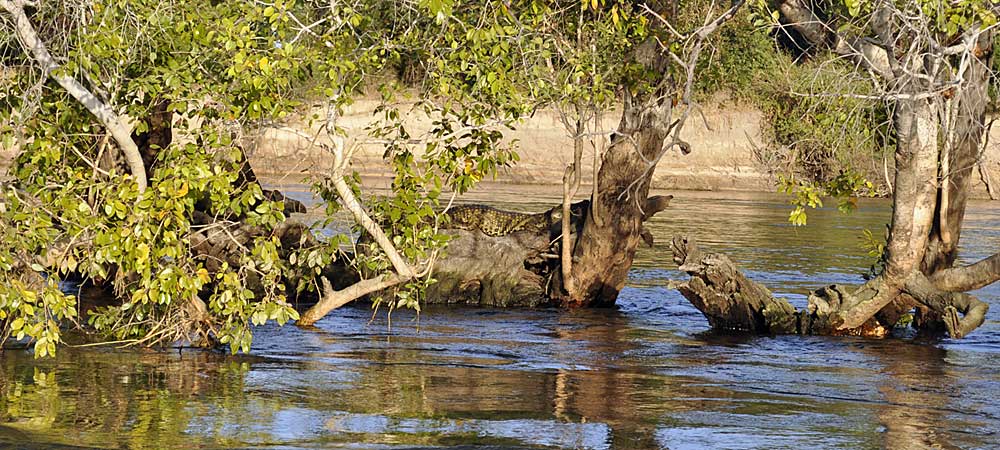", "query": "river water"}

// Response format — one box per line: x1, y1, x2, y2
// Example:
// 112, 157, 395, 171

1, 186, 998, 449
